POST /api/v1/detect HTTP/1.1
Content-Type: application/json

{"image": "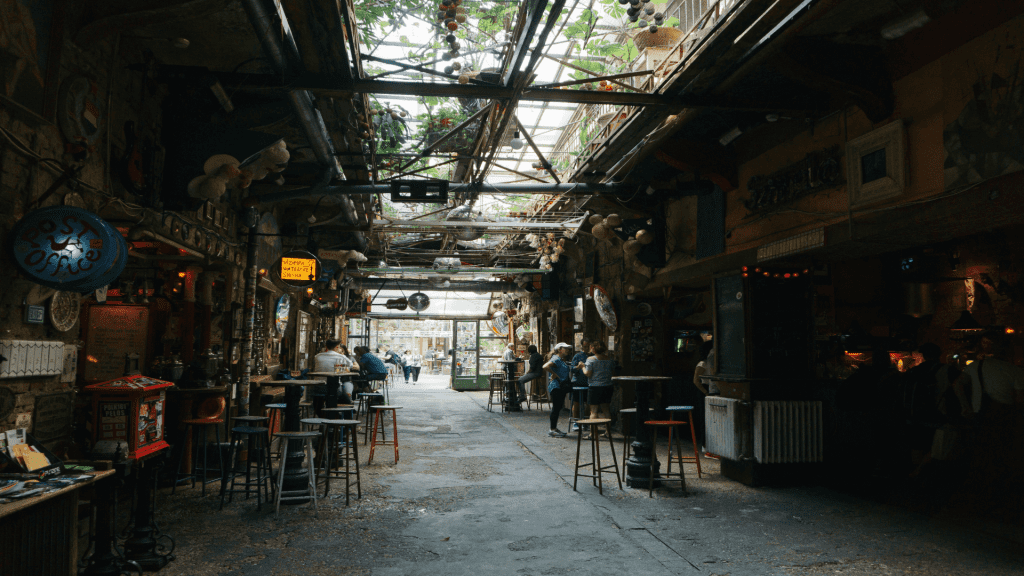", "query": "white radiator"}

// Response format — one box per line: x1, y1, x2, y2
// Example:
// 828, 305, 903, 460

753, 401, 823, 463
704, 397, 748, 460
0, 340, 66, 379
